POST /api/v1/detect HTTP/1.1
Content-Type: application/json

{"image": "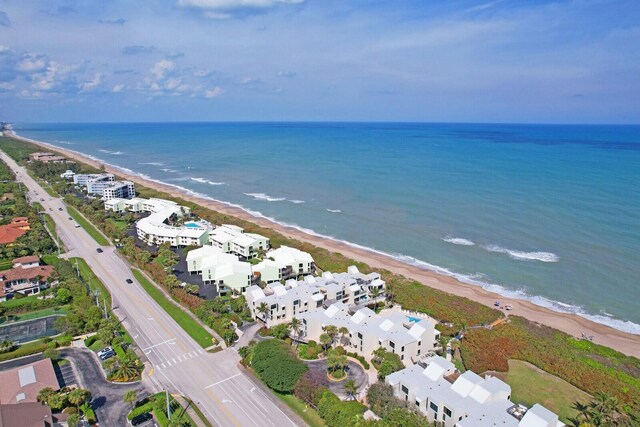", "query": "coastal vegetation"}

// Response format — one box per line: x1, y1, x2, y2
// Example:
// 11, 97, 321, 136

2, 135, 638, 421
127, 392, 197, 427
